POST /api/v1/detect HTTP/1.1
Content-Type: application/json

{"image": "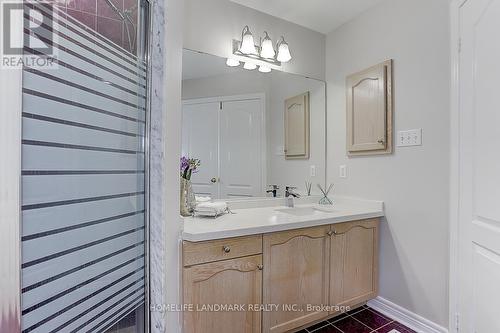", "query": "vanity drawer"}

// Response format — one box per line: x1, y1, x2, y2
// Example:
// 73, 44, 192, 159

183, 235, 263, 267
